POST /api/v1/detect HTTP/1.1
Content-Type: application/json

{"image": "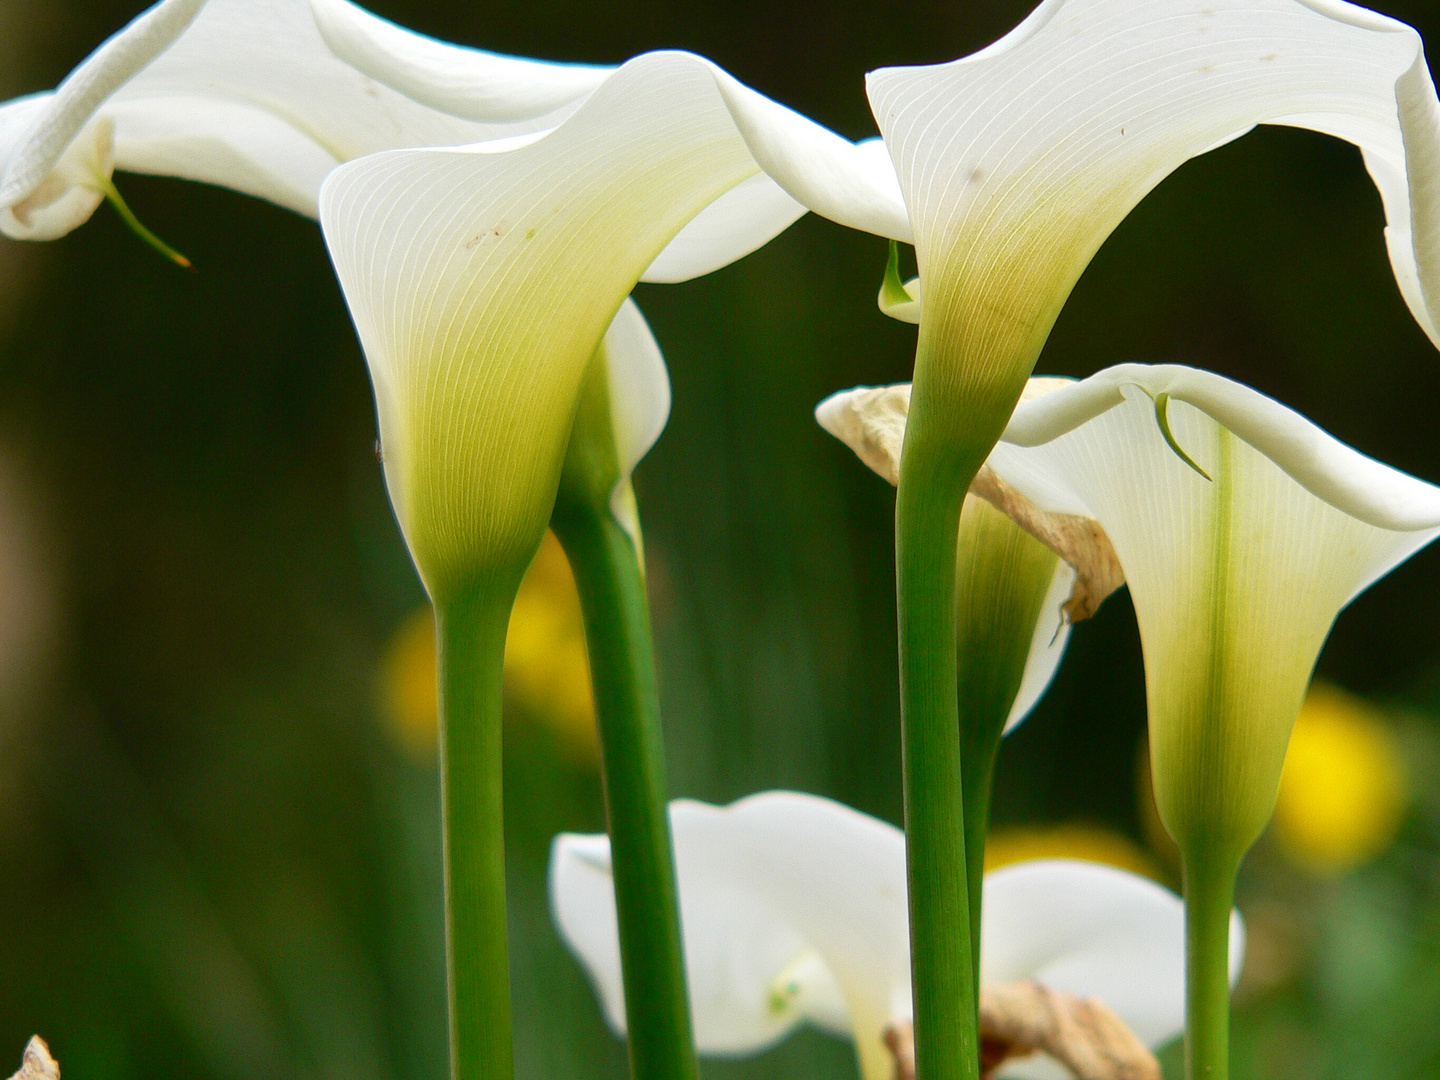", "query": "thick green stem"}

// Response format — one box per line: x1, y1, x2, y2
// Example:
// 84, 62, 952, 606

435, 582, 517, 1080
896, 444, 981, 1080
552, 499, 699, 1080
1181, 851, 1237, 1080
